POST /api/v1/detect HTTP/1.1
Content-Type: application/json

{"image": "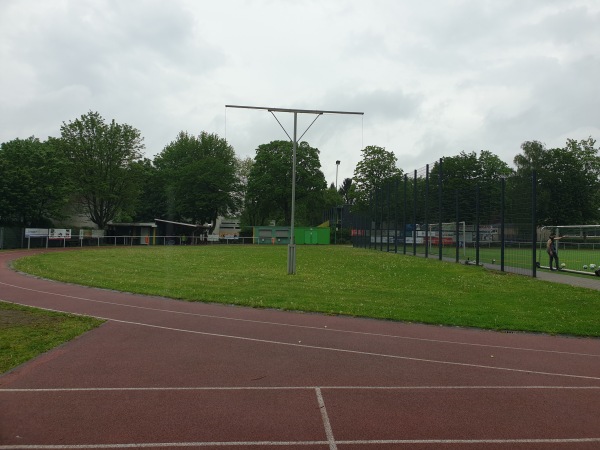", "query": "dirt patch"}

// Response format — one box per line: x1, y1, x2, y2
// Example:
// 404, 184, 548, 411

0, 309, 63, 329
